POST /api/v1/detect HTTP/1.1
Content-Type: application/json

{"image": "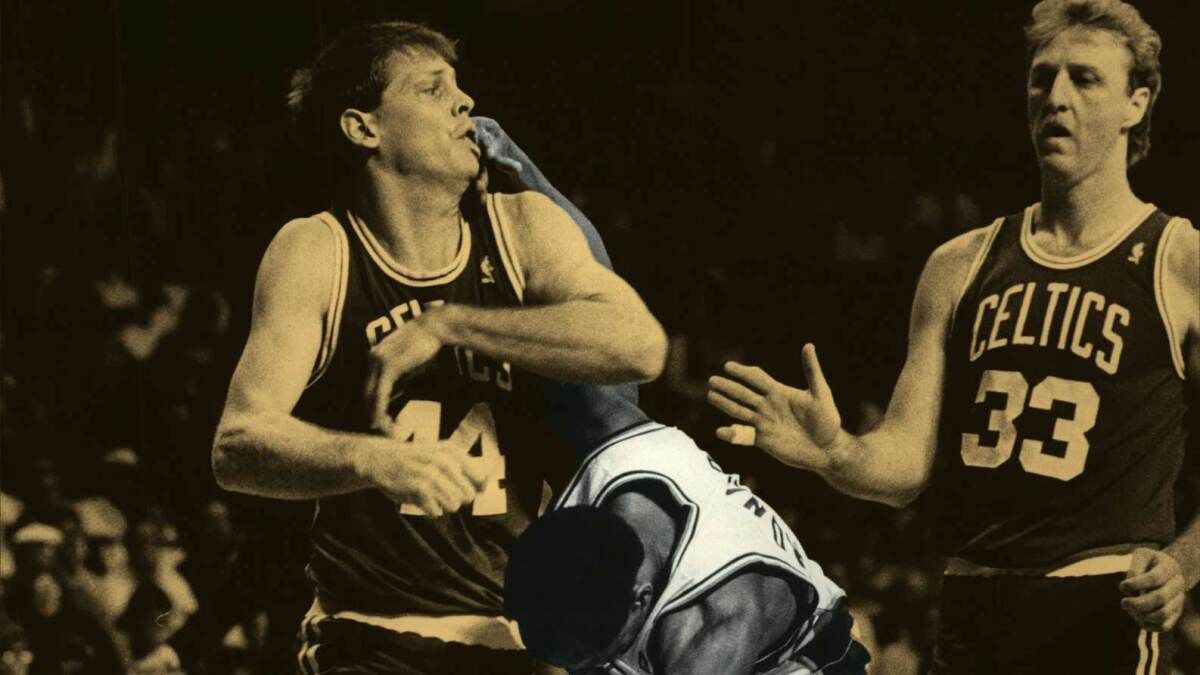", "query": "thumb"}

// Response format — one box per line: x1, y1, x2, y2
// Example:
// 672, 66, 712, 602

801, 343, 831, 400
1126, 547, 1155, 579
